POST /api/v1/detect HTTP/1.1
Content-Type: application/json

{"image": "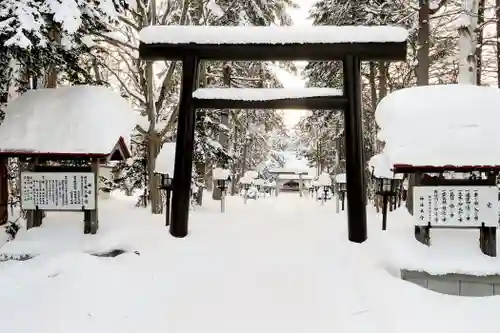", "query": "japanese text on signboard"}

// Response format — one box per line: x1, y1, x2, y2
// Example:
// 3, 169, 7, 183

21, 172, 96, 210
413, 186, 498, 227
